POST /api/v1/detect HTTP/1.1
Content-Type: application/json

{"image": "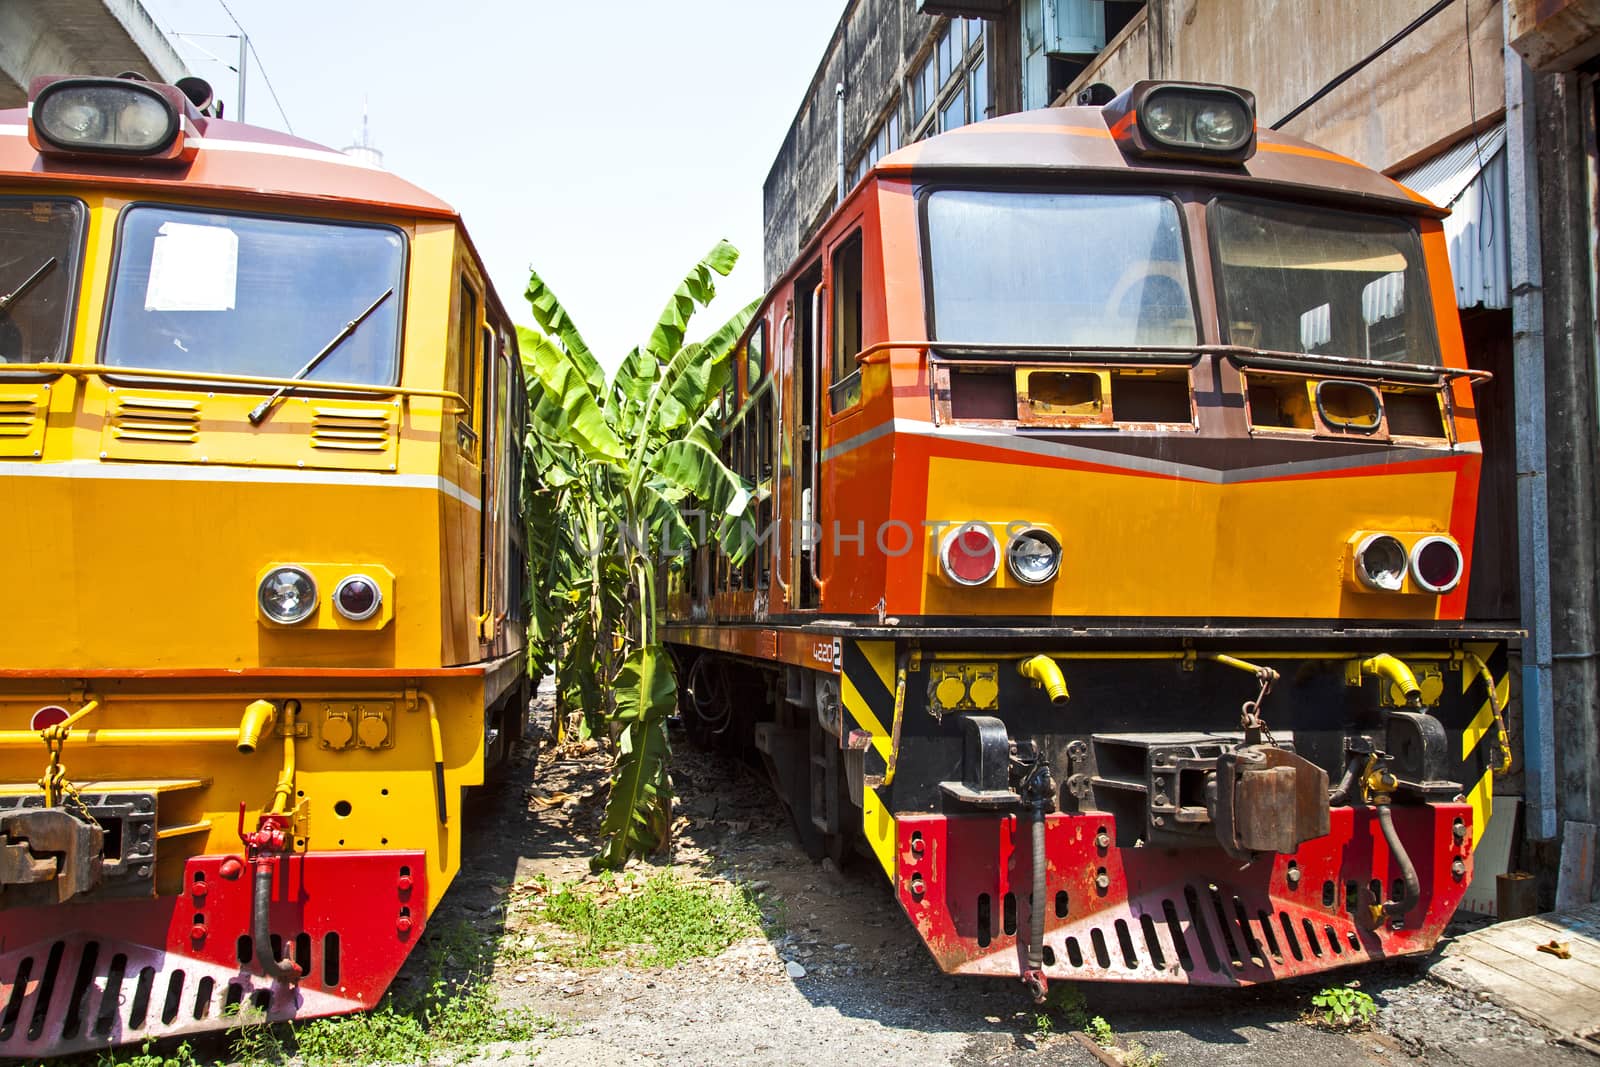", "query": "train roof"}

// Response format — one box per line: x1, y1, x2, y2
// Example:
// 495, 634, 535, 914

873, 105, 1439, 218
0, 107, 459, 222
